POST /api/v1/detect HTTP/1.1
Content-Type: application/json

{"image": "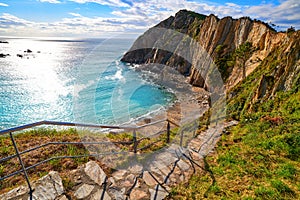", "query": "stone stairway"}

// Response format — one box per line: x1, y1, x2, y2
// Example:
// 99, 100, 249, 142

0, 121, 238, 200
